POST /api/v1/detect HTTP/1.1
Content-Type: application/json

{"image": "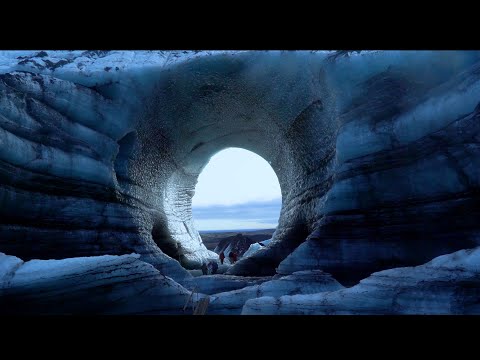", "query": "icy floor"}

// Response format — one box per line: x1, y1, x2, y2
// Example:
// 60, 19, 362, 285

188, 264, 231, 277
